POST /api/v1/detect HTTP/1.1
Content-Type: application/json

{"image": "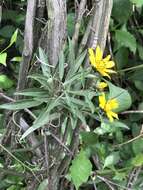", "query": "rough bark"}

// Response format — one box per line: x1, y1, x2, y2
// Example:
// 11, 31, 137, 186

17, 0, 37, 91
88, 0, 113, 51
40, 0, 67, 66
